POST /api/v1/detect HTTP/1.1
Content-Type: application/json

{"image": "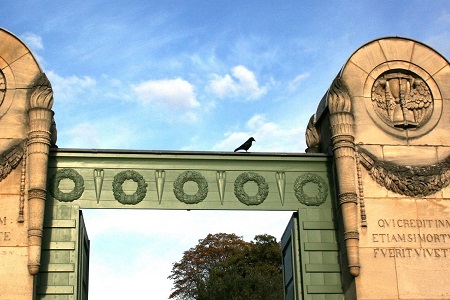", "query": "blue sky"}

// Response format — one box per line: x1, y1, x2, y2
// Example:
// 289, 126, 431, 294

3, 1, 450, 299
